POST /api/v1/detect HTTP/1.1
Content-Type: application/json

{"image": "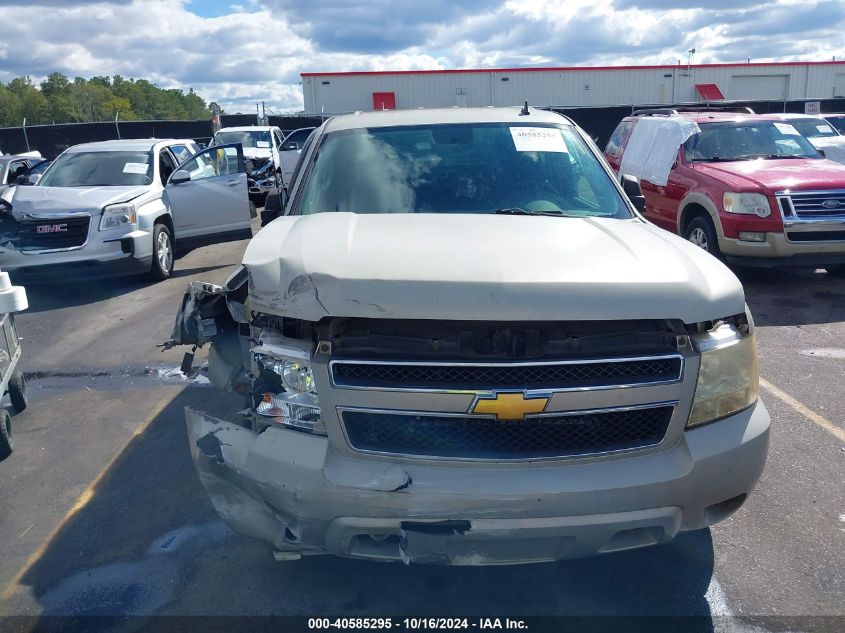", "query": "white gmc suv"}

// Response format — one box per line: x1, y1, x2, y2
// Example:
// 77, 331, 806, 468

0, 139, 253, 280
